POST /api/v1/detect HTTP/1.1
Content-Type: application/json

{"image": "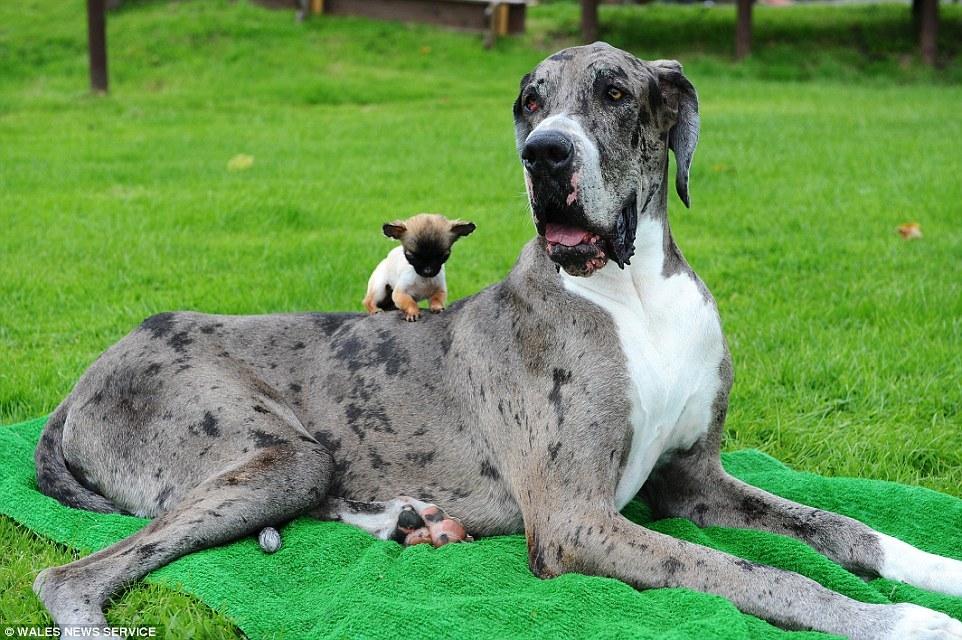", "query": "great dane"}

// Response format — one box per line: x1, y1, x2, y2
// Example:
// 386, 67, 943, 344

33, 43, 962, 638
